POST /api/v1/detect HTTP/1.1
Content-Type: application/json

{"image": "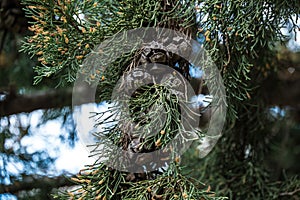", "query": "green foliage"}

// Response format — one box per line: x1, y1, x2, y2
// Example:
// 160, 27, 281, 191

191, 1, 300, 199
21, 0, 195, 87
21, 0, 300, 199
22, 0, 218, 199
196, 0, 300, 122
54, 163, 227, 200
